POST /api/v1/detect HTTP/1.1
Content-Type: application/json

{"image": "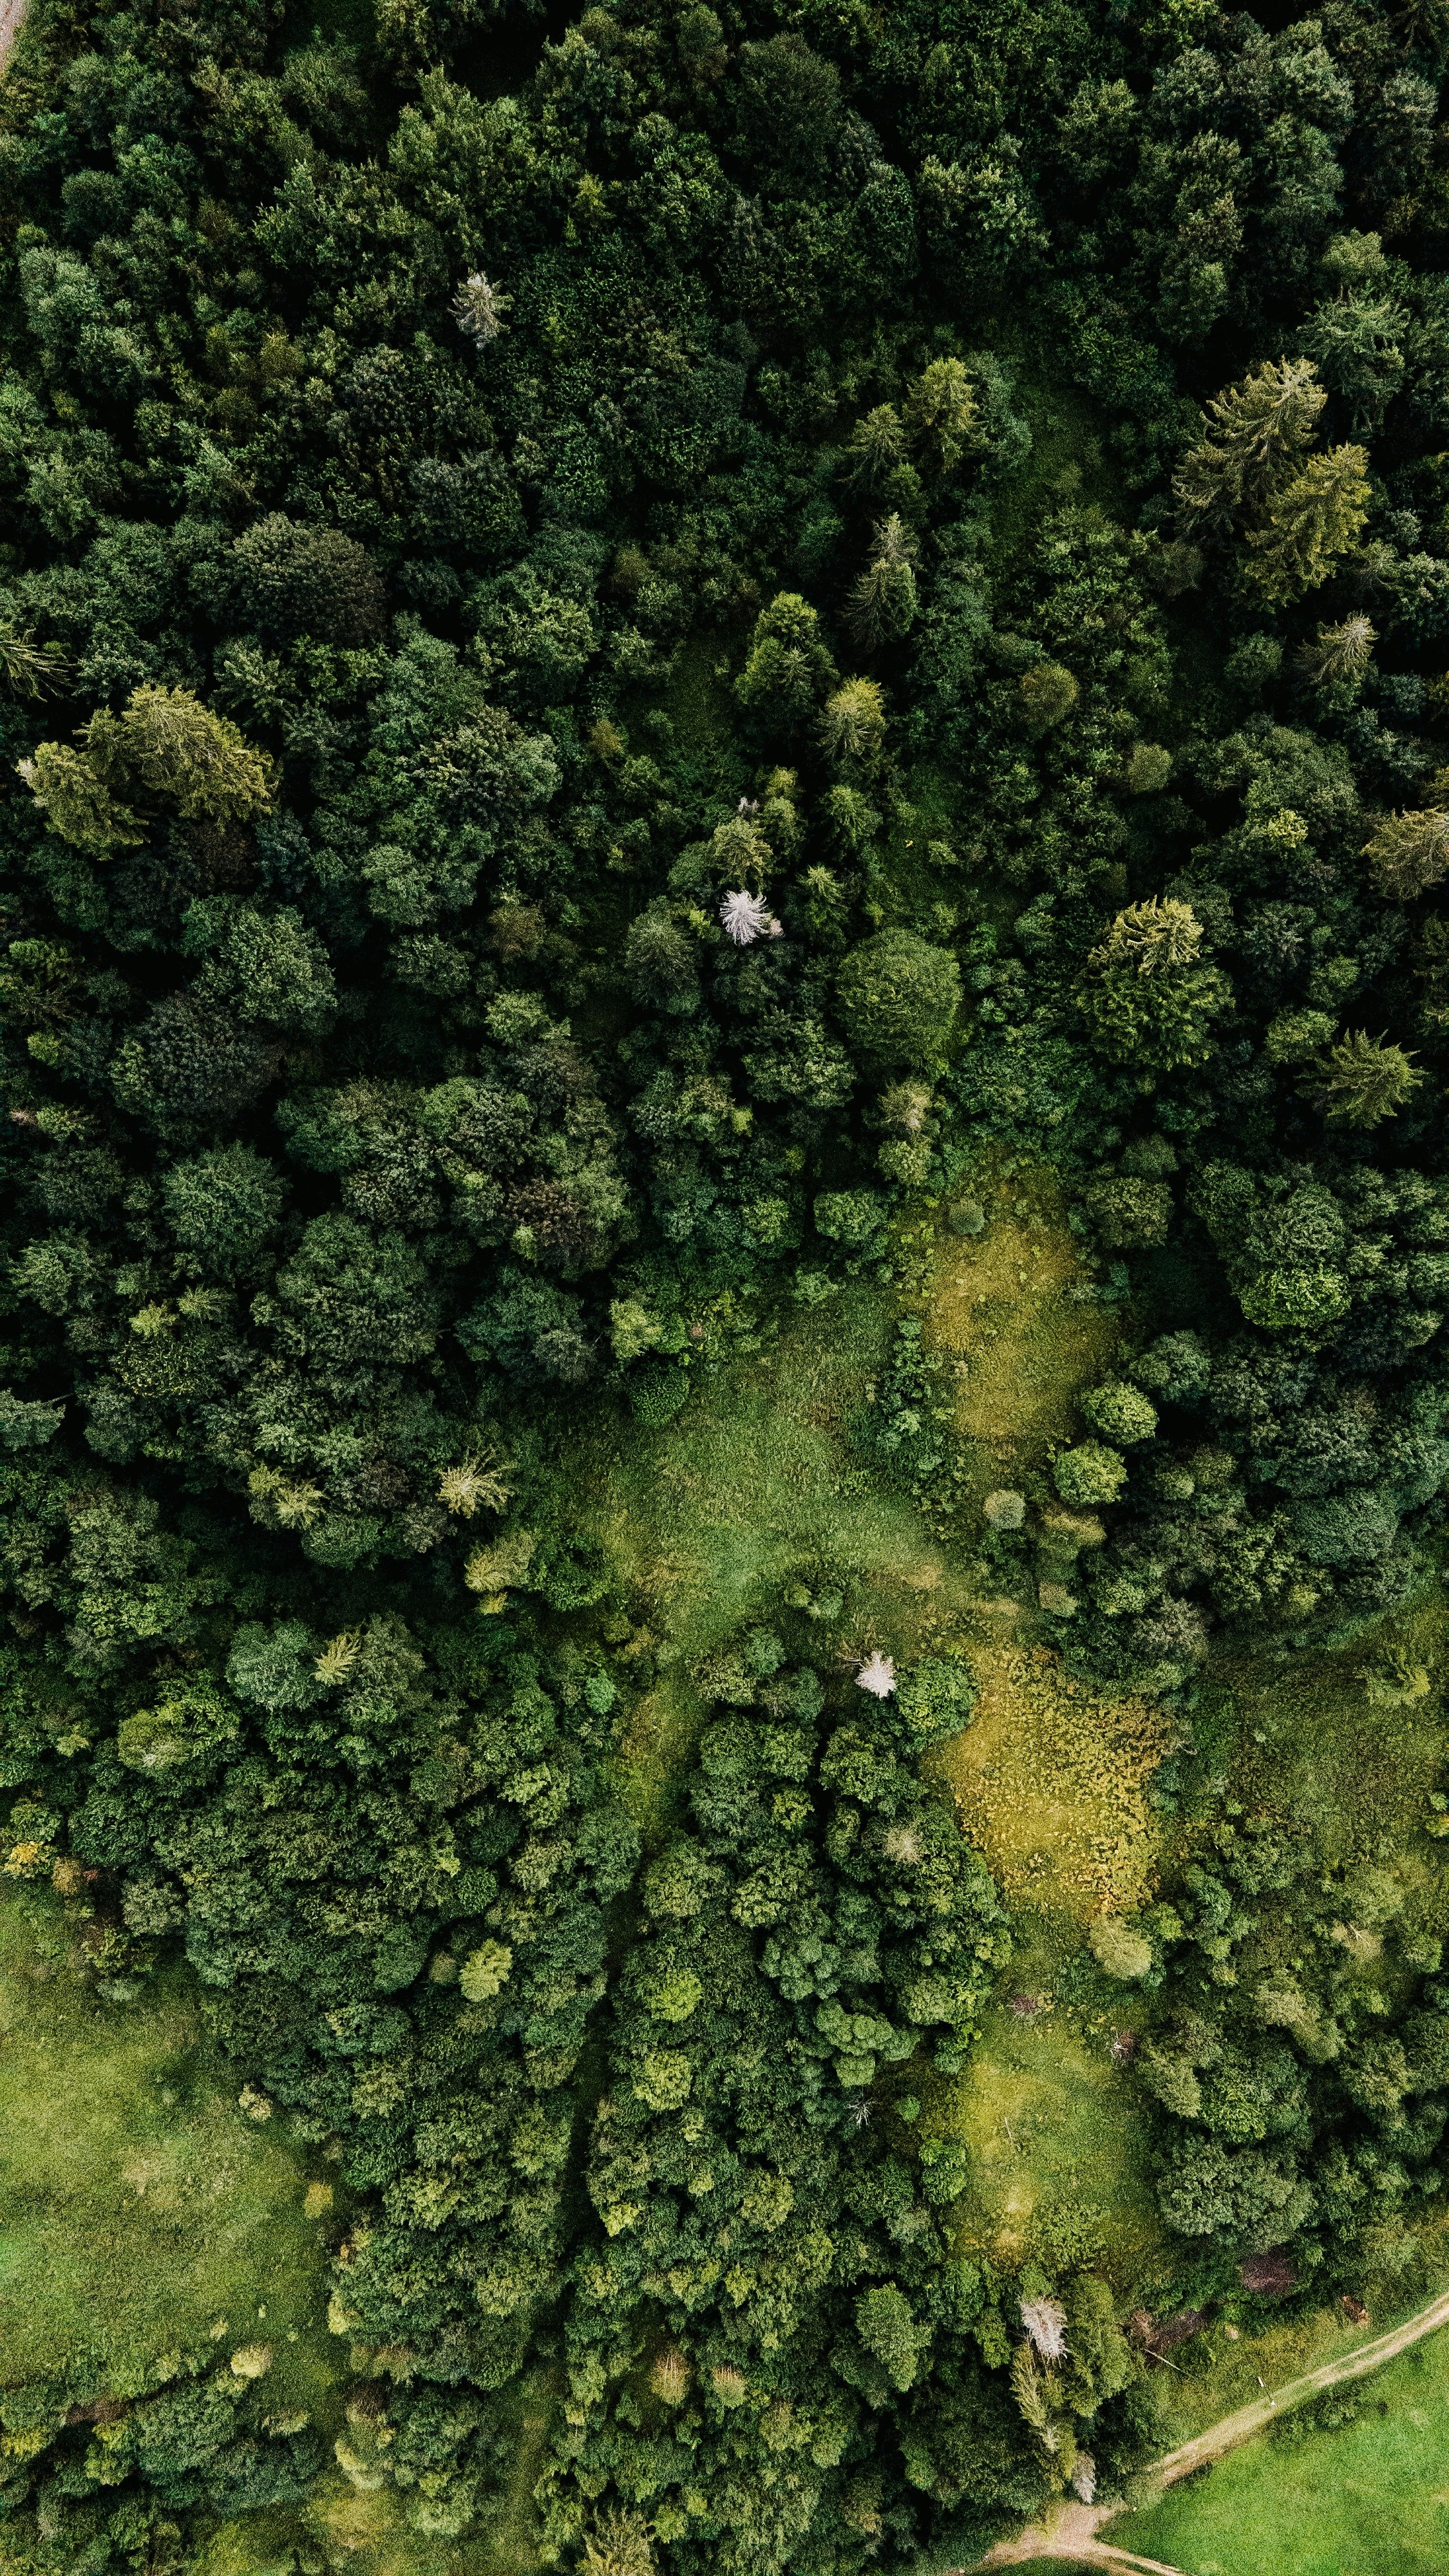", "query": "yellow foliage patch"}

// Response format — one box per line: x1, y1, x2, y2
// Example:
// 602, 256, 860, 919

938, 1642, 1169, 1917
